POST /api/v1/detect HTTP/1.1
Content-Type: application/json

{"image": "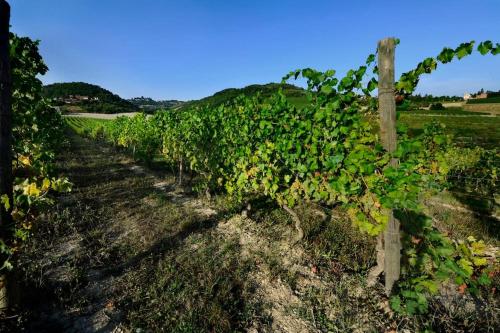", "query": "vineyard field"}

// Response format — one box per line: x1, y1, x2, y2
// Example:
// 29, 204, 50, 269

15, 129, 498, 332
1, 4, 498, 330
67, 111, 500, 149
